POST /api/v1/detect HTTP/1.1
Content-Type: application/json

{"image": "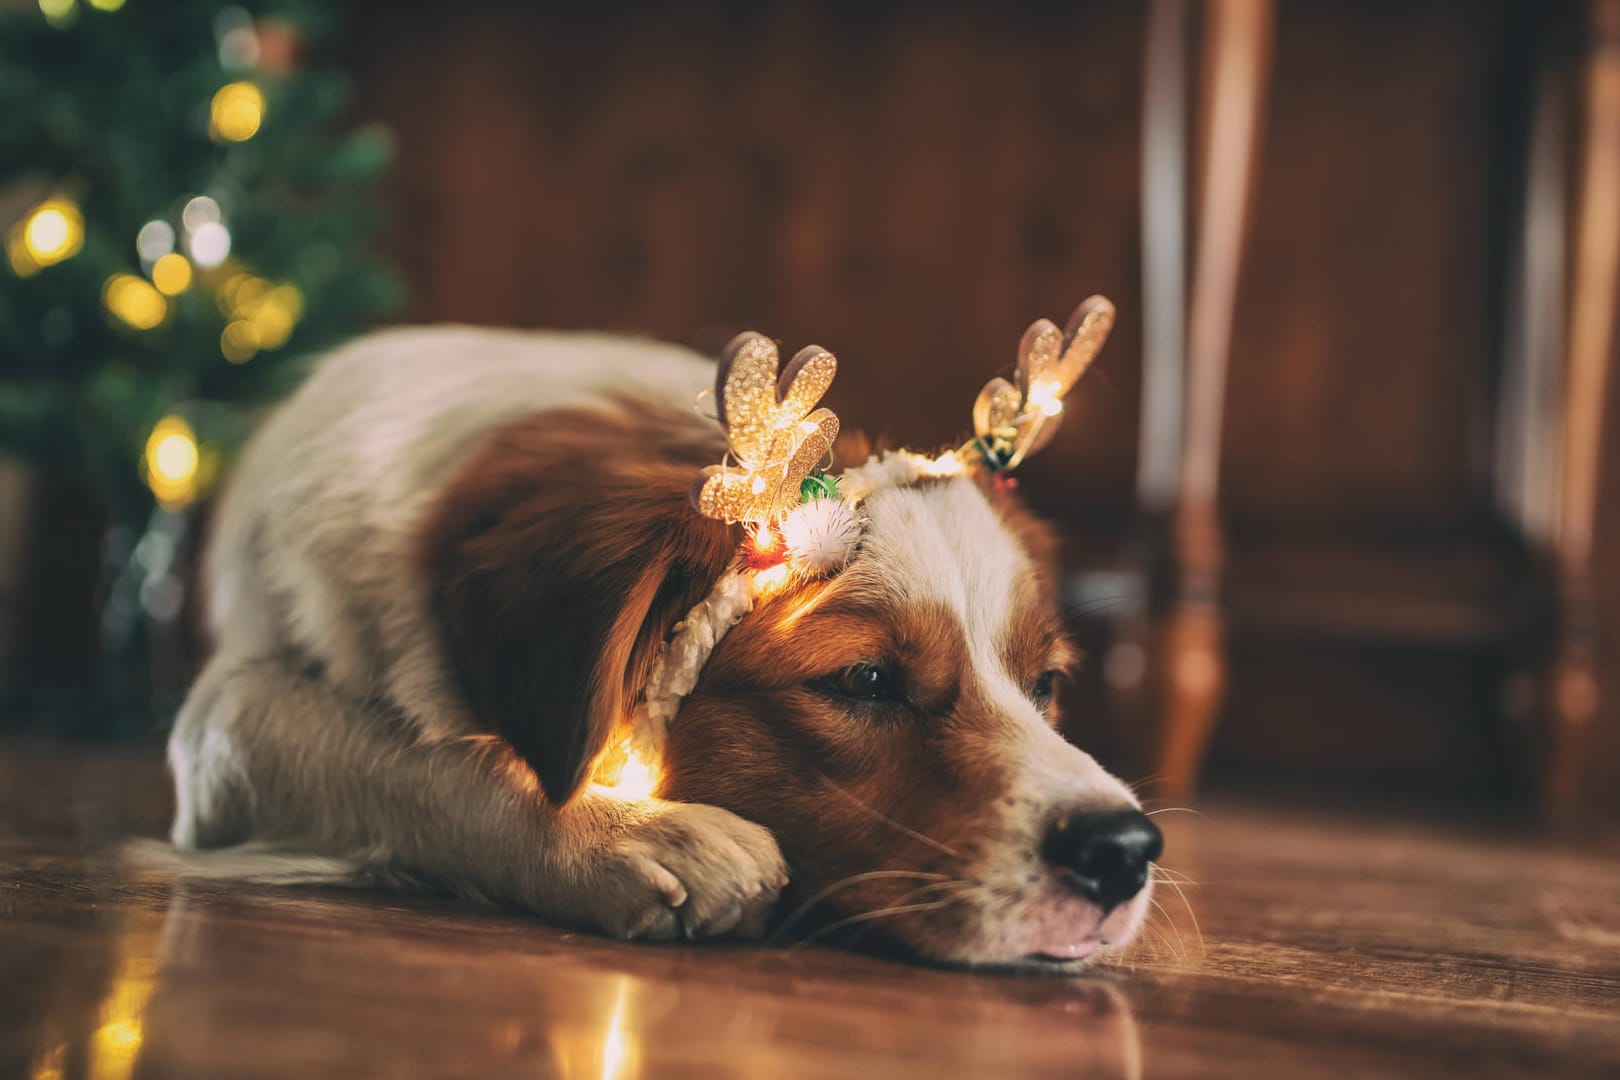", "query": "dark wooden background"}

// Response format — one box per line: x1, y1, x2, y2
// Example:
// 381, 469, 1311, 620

335, 0, 1619, 815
